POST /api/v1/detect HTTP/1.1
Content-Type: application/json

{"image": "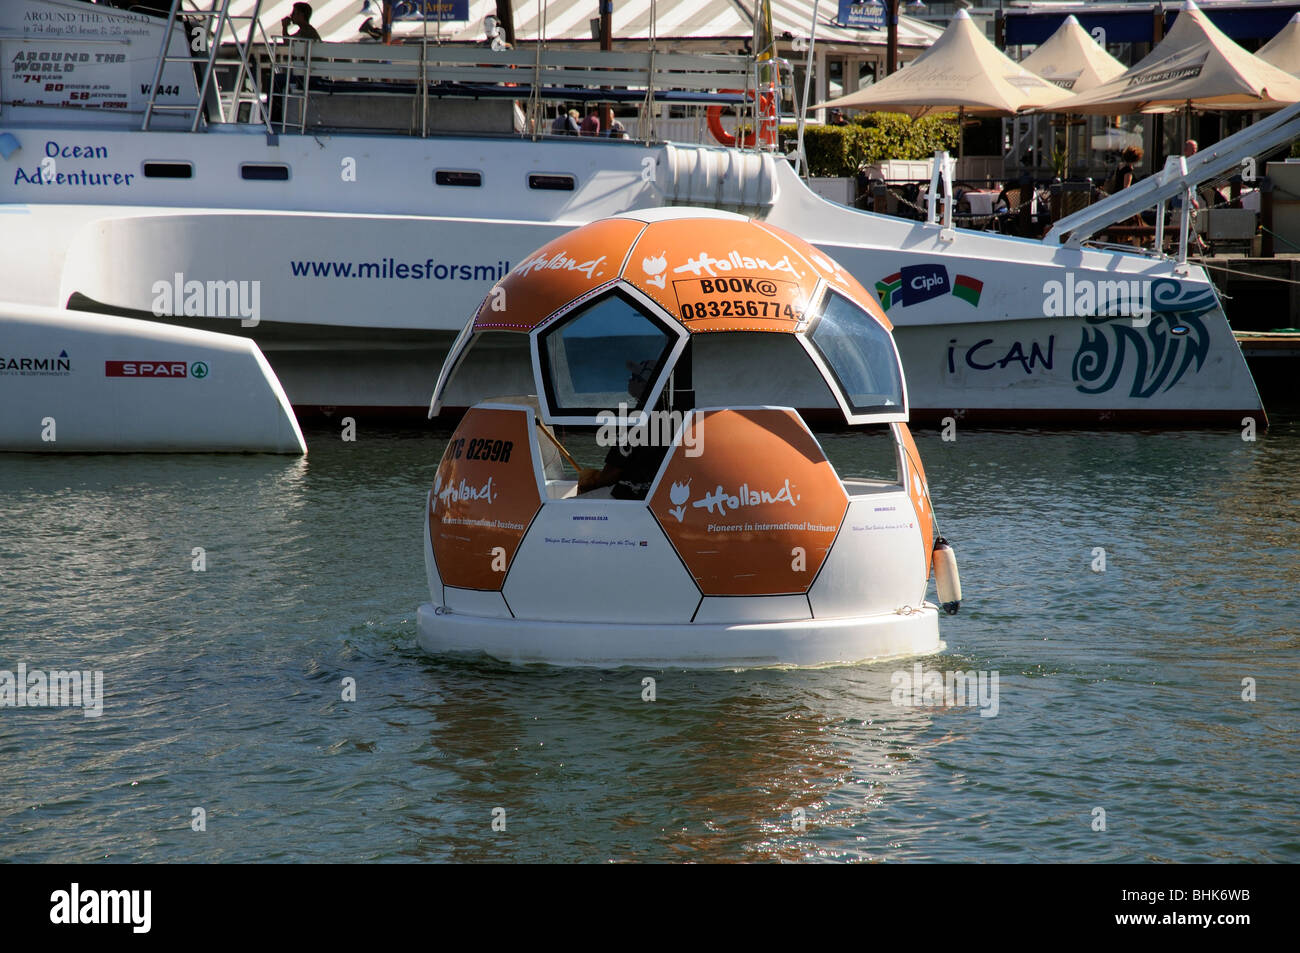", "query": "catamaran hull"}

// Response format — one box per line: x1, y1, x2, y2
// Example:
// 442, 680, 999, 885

59, 316, 1251, 427
0, 128, 1263, 425
0, 304, 305, 453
